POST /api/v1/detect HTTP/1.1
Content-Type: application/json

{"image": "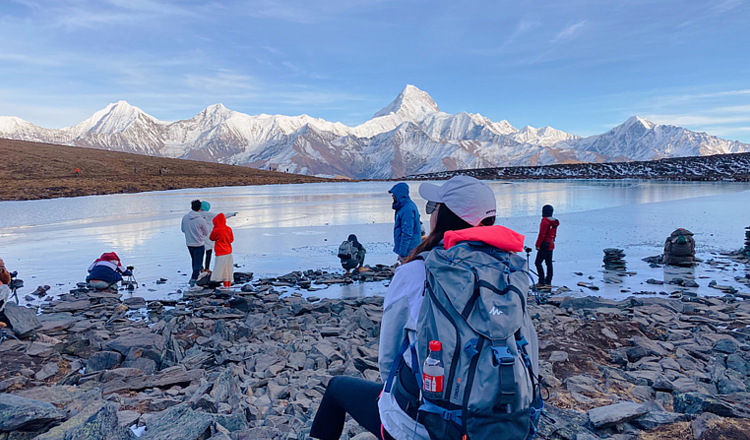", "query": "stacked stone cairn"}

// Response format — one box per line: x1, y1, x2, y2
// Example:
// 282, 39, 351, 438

744, 226, 750, 256
603, 248, 627, 271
